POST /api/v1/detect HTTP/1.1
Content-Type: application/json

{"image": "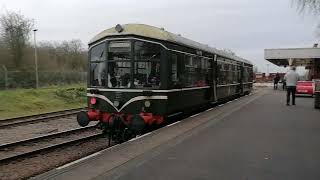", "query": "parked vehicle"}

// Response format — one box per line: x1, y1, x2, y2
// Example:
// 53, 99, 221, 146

296, 81, 315, 96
